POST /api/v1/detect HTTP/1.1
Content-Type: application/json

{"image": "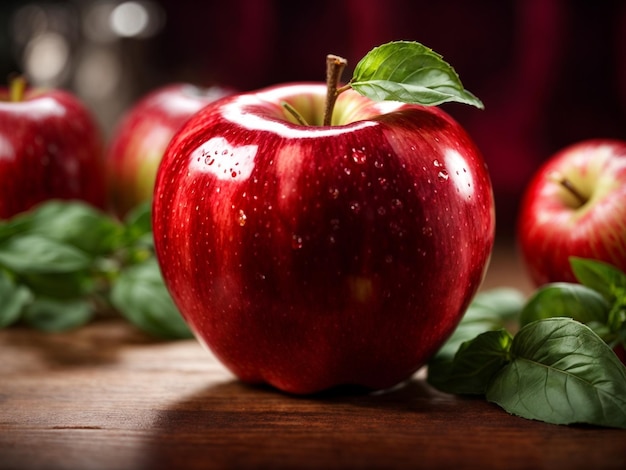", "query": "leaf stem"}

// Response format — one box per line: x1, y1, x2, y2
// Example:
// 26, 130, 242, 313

336, 82, 353, 94
323, 54, 348, 126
